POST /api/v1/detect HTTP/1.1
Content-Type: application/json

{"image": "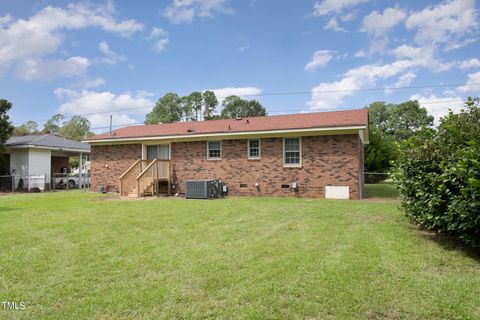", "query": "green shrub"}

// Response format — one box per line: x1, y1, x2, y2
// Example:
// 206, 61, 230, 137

394, 98, 480, 247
